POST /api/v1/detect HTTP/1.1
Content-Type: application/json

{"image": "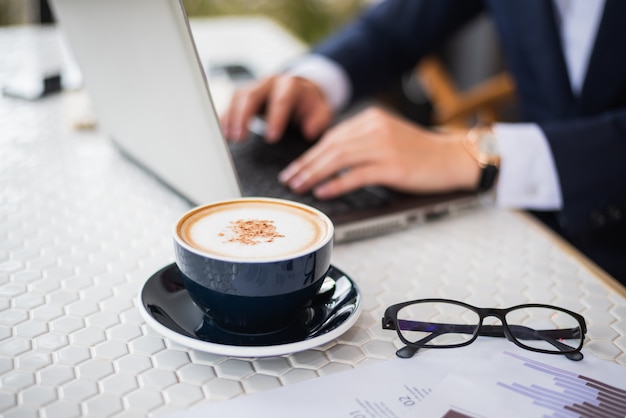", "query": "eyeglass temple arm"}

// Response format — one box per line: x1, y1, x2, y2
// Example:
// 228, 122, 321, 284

382, 318, 445, 358
505, 325, 583, 358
